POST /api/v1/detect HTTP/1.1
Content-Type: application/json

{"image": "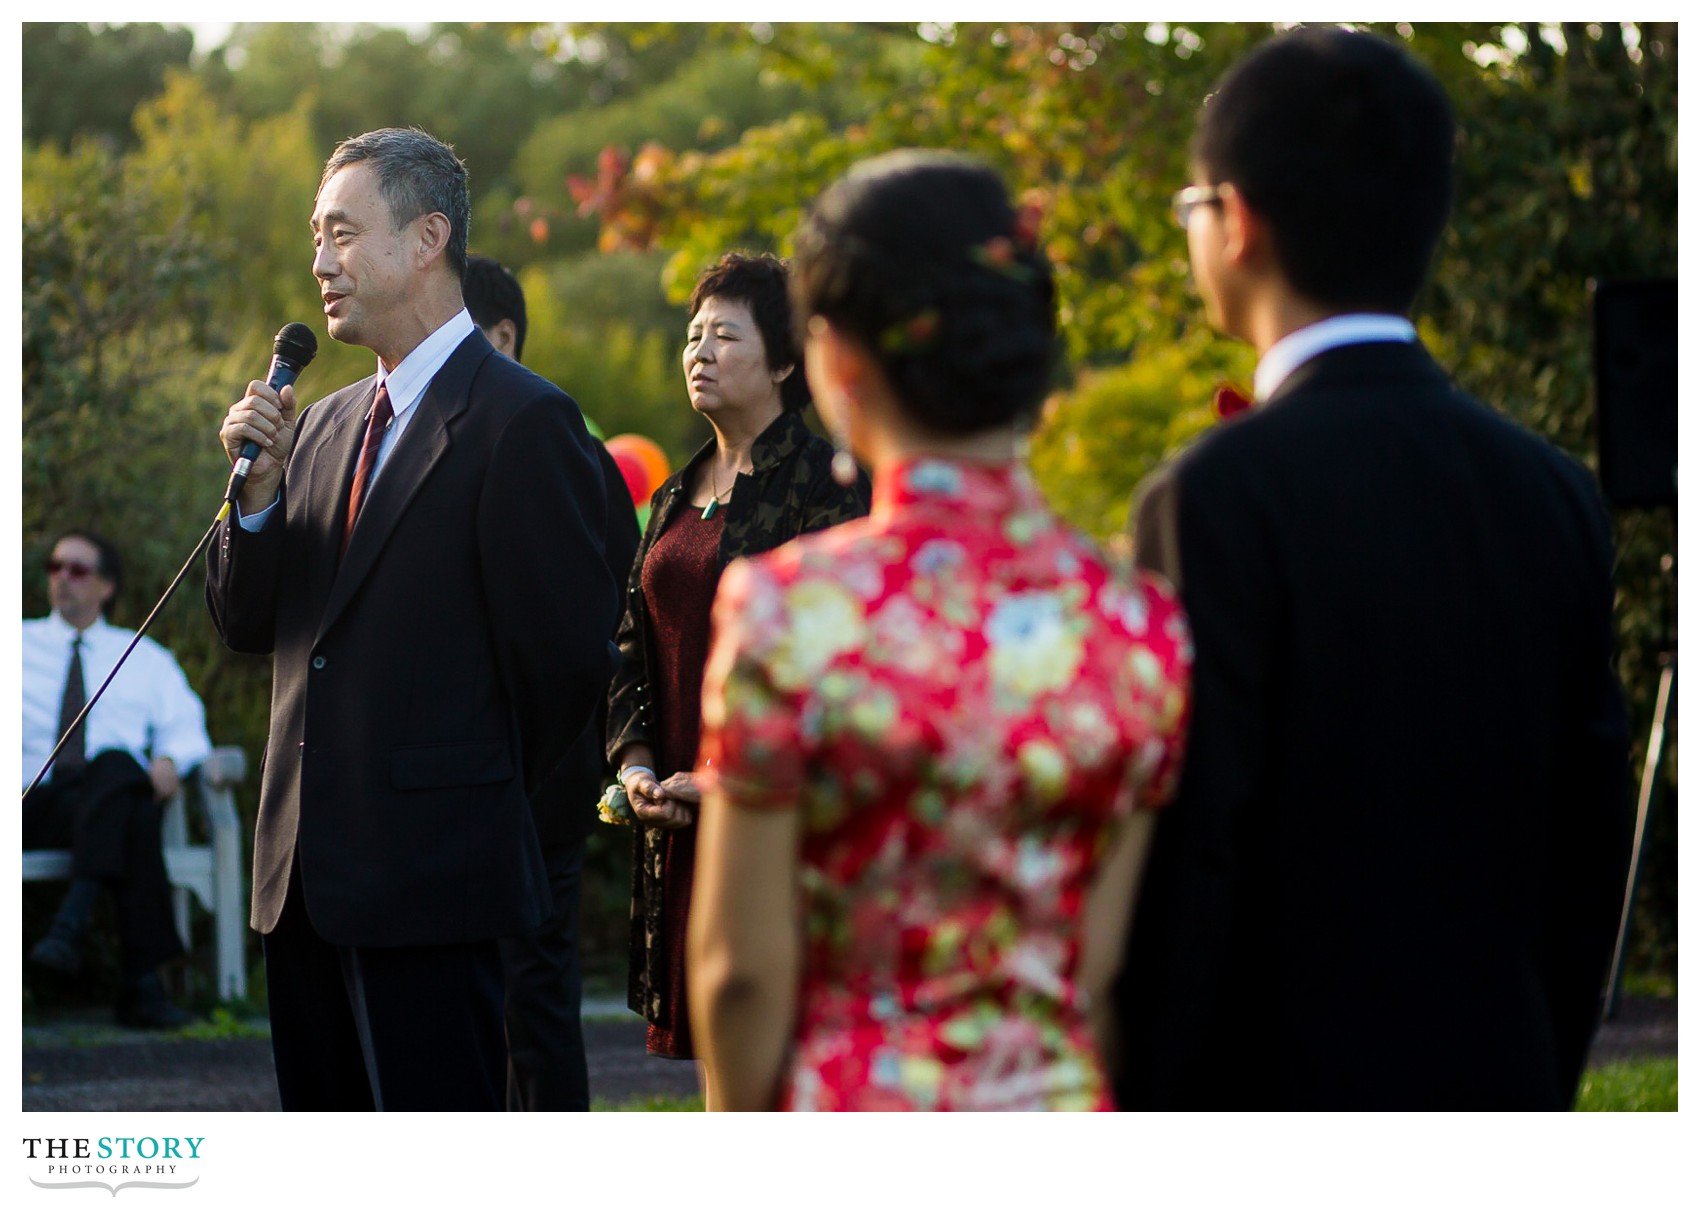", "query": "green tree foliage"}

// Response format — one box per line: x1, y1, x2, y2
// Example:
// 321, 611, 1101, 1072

201, 23, 569, 199
22, 22, 1677, 986
520, 252, 705, 455
1027, 336, 1240, 542
22, 75, 328, 807
568, 20, 1678, 972
22, 22, 194, 151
